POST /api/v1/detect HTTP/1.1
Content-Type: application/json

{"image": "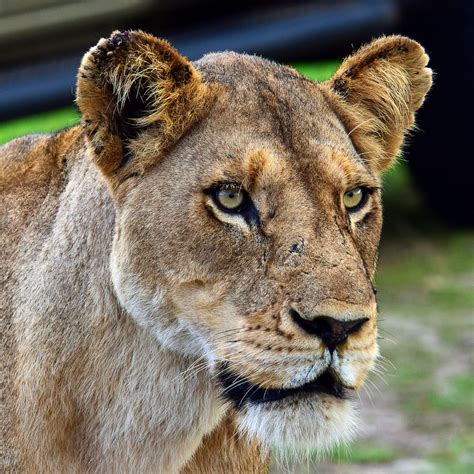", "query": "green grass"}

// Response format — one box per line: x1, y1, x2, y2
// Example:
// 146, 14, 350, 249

0, 107, 80, 146
428, 375, 474, 412
326, 442, 399, 464
377, 230, 474, 312
292, 60, 340, 82
378, 235, 474, 290
428, 435, 474, 474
